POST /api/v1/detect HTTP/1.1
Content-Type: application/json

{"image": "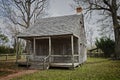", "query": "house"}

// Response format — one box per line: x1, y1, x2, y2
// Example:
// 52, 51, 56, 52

17, 8, 87, 69
88, 48, 104, 57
